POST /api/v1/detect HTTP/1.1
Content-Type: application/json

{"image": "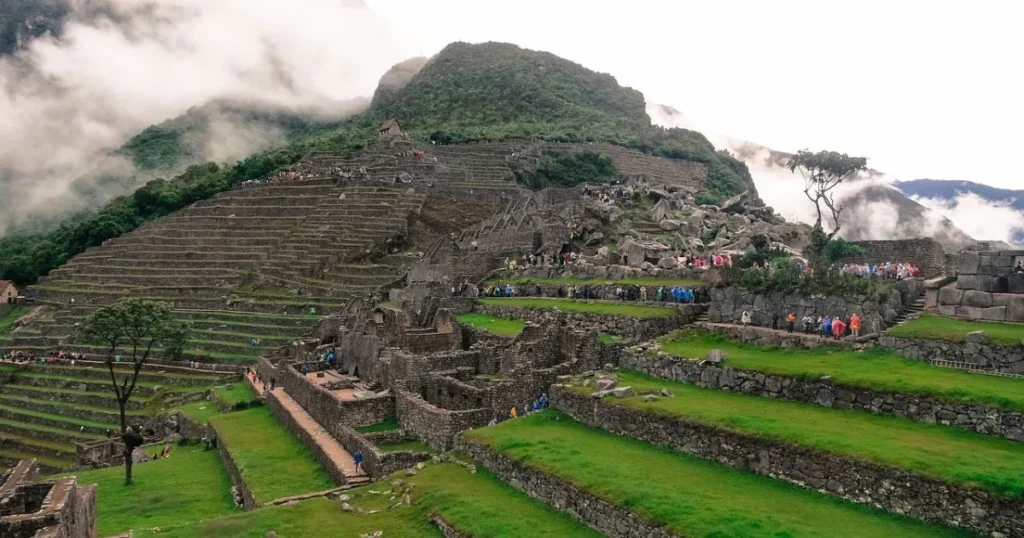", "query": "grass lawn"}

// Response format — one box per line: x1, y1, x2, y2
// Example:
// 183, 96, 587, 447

210, 407, 334, 503
492, 275, 705, 287
214, 382, 258, 407
587, 370, 1024, 498
599, 332, 626, 344
478, 297, 678, 318
174, 400, 222, 424
659, 331, 1024, 411
59, 444, 237, 536
465, 411, 973, 538
152, 462, 599, 538
457, 312, 525, 337
0, 305, 30, 337
355, 416, 400, 433
889, 314, 1024, 346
